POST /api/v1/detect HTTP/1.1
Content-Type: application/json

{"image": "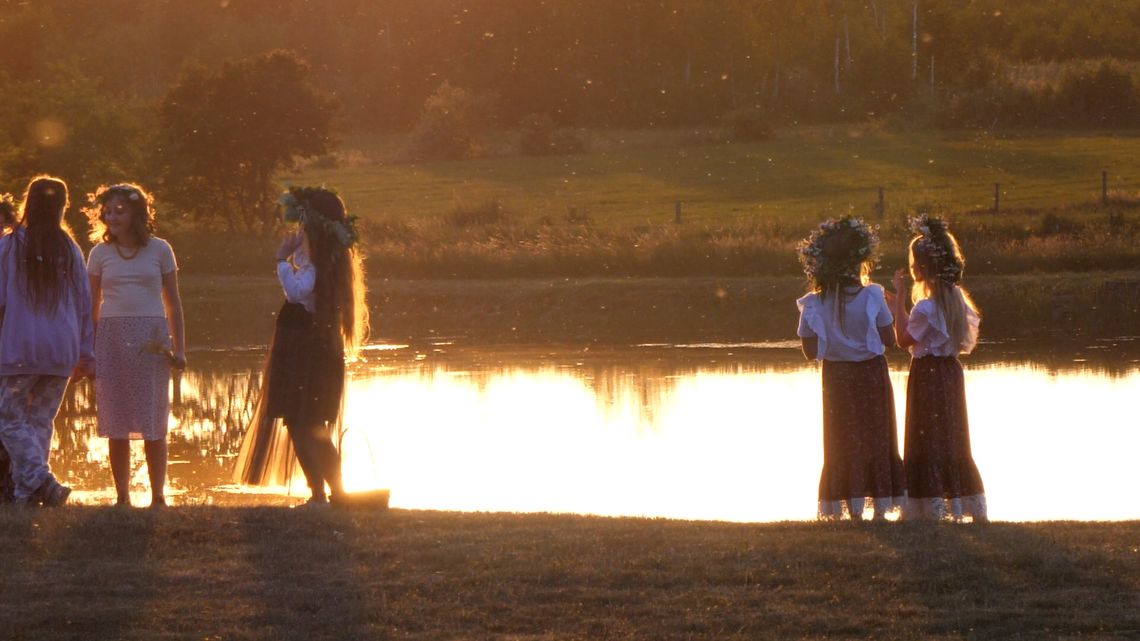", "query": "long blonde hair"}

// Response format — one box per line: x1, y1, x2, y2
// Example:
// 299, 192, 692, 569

908, 233, 979, 353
